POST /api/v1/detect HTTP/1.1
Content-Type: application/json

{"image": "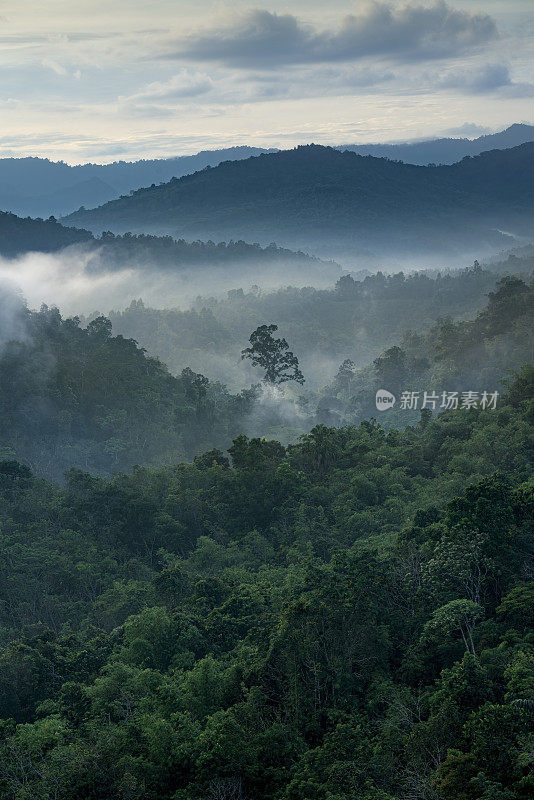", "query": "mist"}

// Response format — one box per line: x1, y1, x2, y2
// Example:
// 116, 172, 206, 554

0, 245, 345, 318
0, 284, 28, 350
